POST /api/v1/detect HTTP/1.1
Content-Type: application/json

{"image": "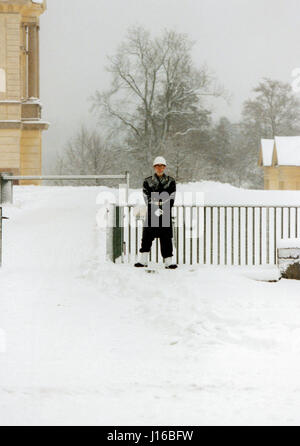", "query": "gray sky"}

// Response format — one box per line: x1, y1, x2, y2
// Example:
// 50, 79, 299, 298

40, 0, 300, 170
